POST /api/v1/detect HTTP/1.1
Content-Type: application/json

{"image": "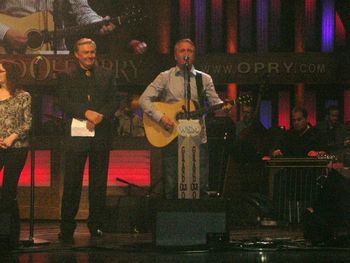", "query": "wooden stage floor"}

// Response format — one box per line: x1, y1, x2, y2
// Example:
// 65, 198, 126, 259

0, 221, 349, 263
